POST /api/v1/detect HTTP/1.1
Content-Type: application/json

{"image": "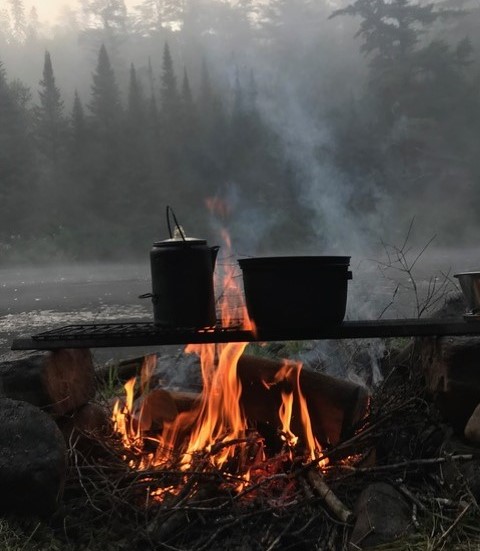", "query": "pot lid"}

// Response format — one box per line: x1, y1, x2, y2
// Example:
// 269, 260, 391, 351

153, 237, 207, 247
